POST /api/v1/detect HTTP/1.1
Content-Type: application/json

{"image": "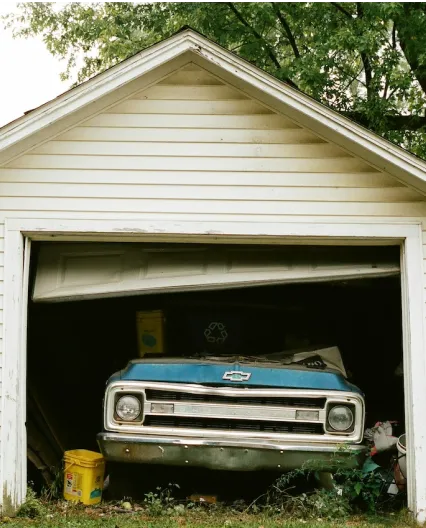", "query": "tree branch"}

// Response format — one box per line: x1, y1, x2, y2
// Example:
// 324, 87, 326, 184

356, 3, 373, 99
395, 4, 426, 95
331, 3, 373, 99
226, 2, 281, 69
226, 2, 299, 89
330, 2, 353, 19
384, 22, 397, 100
392, 20, 397, 50
343, 111, 426, 131
271, 3, 300, 59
